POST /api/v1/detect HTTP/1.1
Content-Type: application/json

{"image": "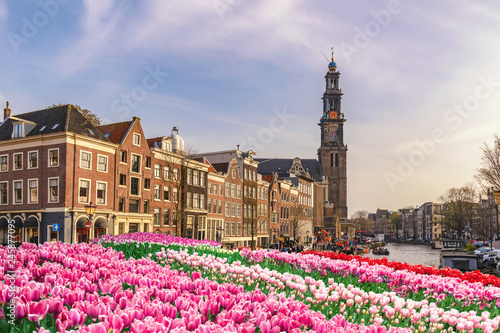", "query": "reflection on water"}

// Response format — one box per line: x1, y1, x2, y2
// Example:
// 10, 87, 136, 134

363, 242, 440, 267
